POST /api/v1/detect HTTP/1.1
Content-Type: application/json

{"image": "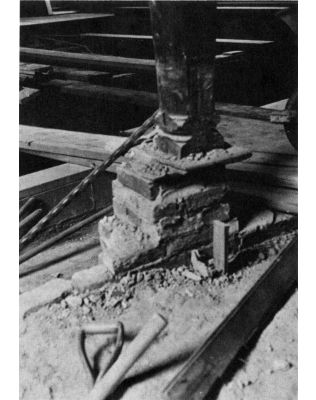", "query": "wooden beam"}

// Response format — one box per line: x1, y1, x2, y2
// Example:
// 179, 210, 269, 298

20, 13, 114, 27
226, 162, 297, 190
19, 125, 125, 174
20, 47, 244, 73
20, 163, 91, 199
21, 74, 284, 123
228, 181, 297, 214
41, 79, 158, 107
81, 32, 273, 47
